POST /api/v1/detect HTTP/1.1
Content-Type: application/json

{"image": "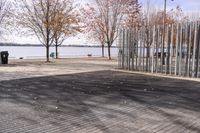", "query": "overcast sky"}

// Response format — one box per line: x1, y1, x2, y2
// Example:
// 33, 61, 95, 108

2, 0, 200, 45
139, 0, 200, 11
